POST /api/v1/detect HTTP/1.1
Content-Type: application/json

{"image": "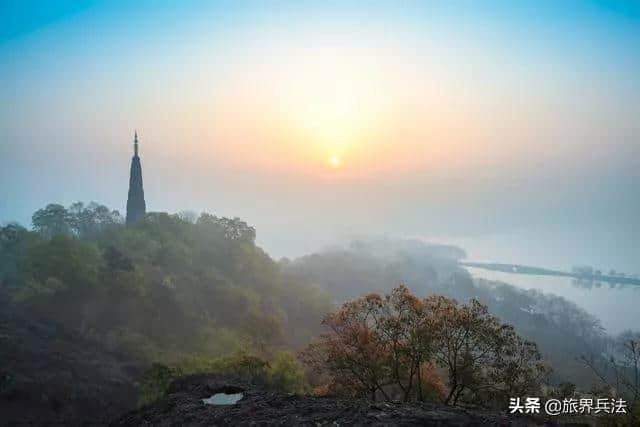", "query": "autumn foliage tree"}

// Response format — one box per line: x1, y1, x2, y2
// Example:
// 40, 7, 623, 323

301, 285, 550, 406
300, 287, 436, 402
426, 296, 549, 406
300, 293, 394, 401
